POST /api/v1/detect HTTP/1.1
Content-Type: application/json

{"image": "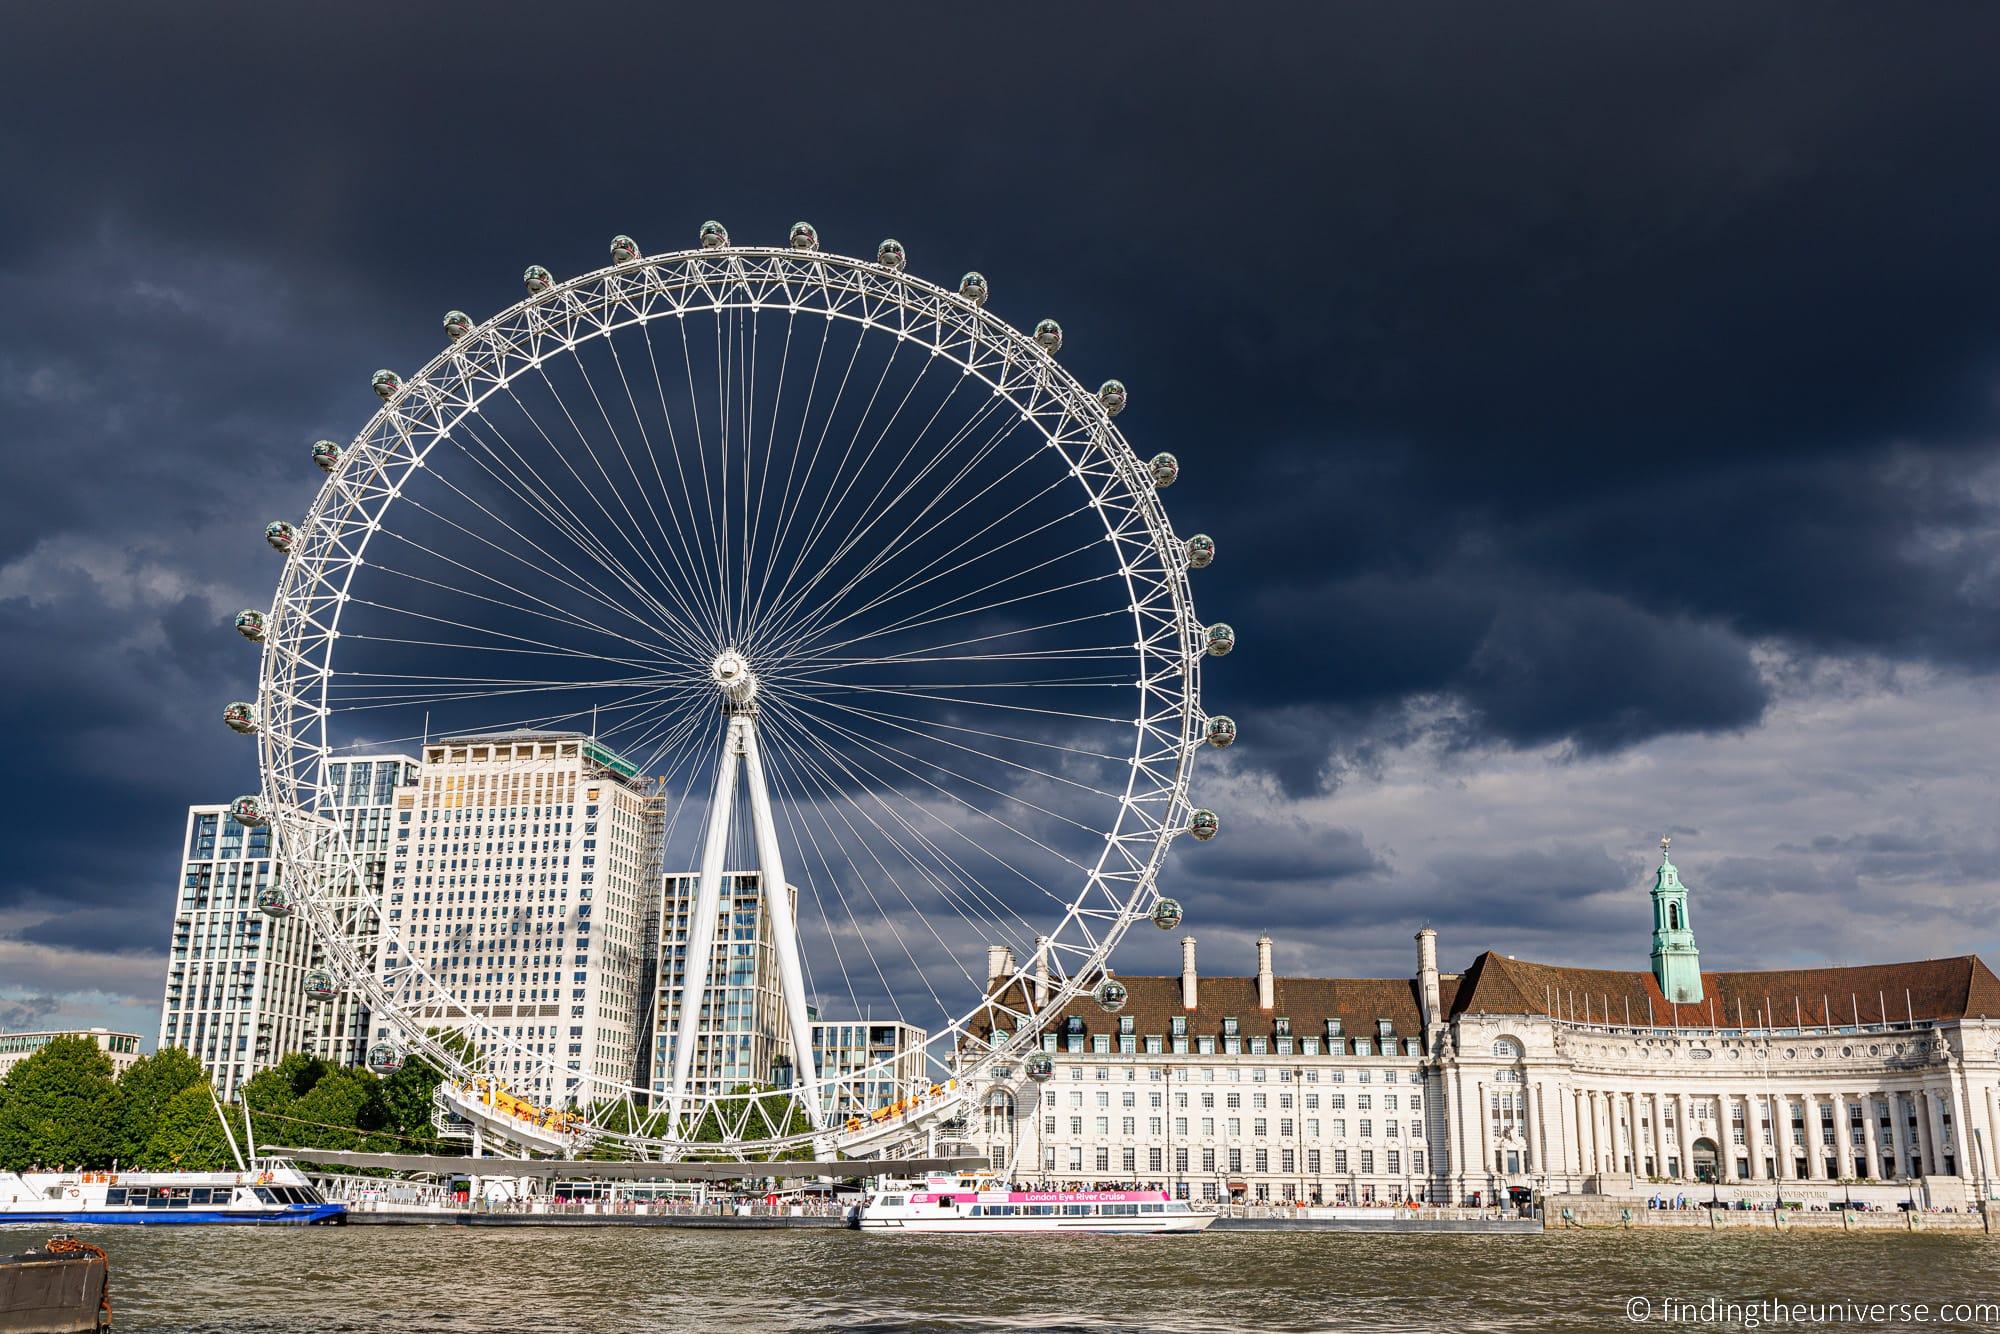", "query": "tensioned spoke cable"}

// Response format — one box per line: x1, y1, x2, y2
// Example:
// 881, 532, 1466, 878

760, 702, 1045, 945
445, 408, 705, 649
753, 711, 977, 1017
639, 311, 729, 641
749, 373, 1027, 656
776, 687, 1133, 767
757, 731, 877, 1028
